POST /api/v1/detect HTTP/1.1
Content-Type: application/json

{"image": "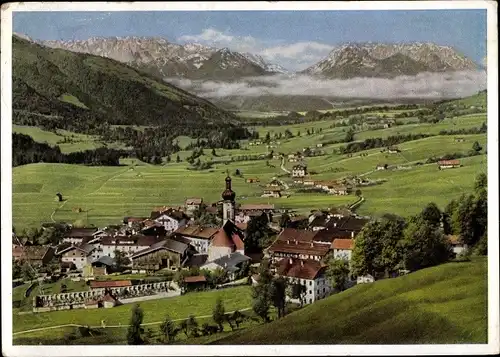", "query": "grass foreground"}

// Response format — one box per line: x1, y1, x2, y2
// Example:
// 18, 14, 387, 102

213, 258, 487, 344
